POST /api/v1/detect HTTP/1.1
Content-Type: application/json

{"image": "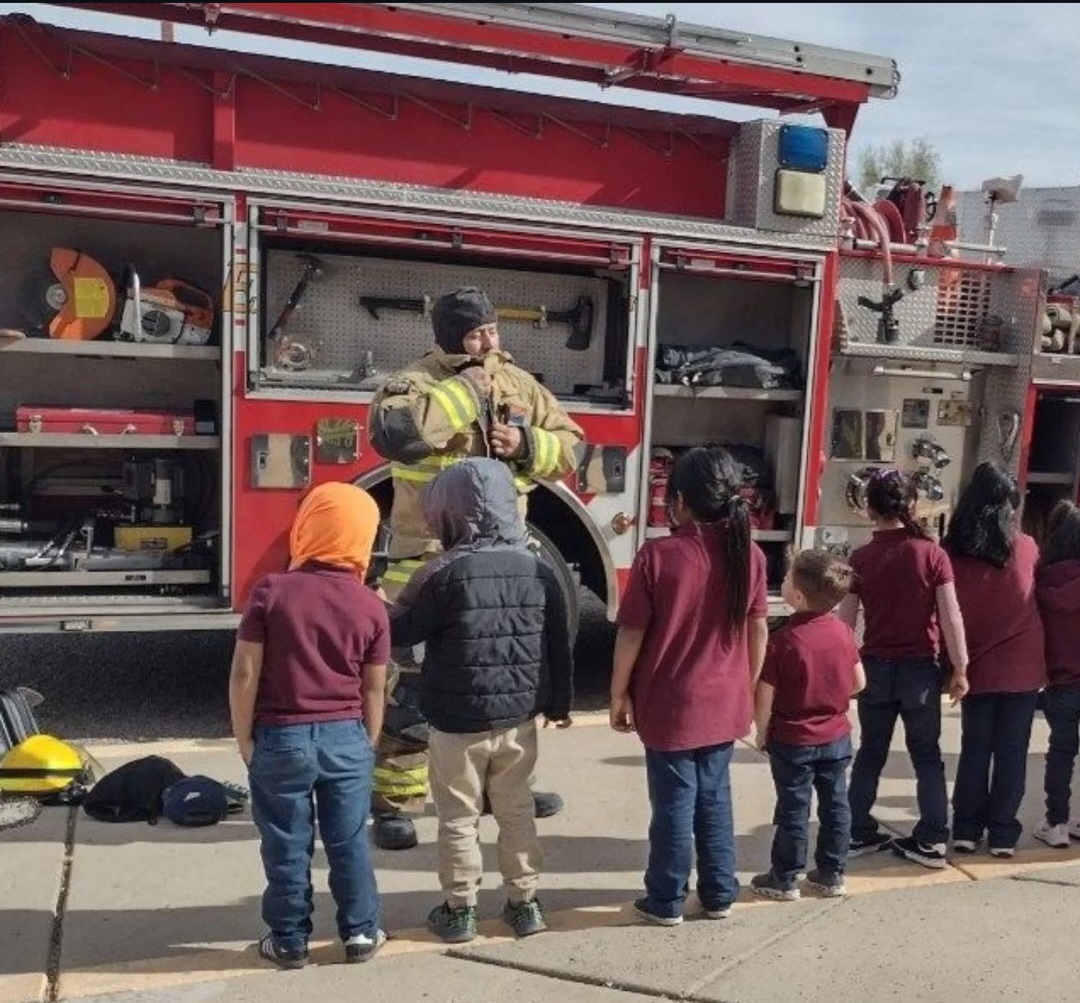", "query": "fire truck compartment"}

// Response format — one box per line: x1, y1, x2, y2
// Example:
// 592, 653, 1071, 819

0, 206, 227, 622
645, 263, 818, 593
1023, 392, 1080, 542
255, 239, 632, 406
